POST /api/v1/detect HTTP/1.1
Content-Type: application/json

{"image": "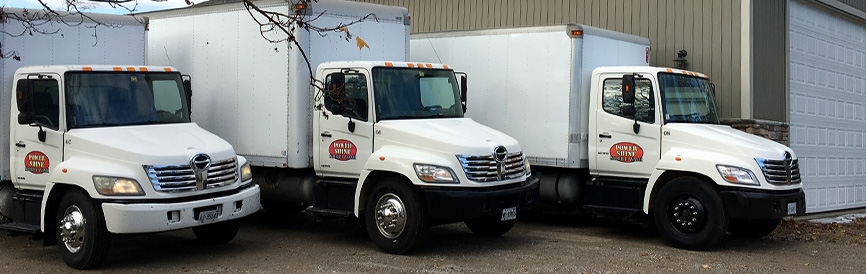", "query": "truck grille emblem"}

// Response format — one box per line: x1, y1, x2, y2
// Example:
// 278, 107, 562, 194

190, 153, 212, 190
494, 146, 507, 180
